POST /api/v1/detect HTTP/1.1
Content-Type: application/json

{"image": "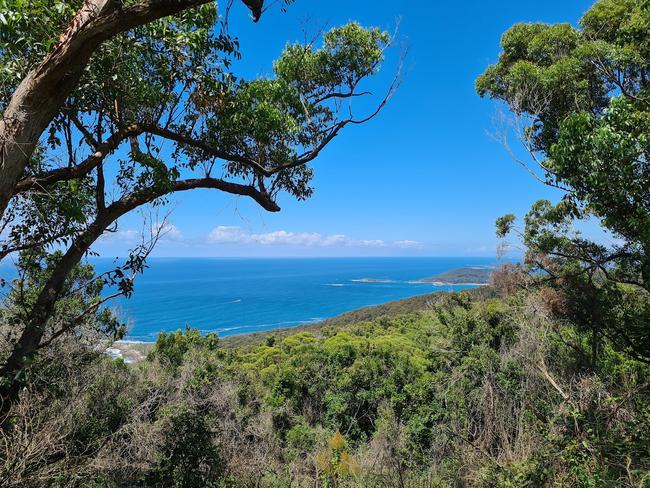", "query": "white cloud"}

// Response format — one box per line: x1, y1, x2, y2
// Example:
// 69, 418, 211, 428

356, 239, 387, 247
395, 240, 423, 249
321, 234, 349, 246
208, 226, 327, 246
155, 223, 183, 241
207, 226, 250, 244
207, 226, 420, 249
251, 230, 322, 246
